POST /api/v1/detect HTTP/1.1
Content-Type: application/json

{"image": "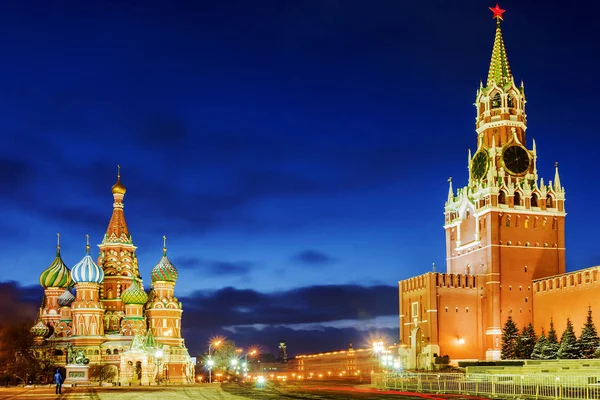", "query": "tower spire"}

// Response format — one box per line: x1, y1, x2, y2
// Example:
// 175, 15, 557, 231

447, 177, 454, 203
105, 167, 131, 243
86, 234, 90, 255
486, 4, 512, 88
56, 233, 61, 255
554, 162, 562, 192
163, 235, 167, 256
